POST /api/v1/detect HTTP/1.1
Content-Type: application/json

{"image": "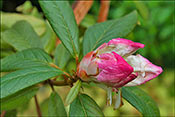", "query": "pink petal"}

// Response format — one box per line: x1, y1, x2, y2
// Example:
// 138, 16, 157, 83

125, 54, 163, 86
96, 52, 134, 87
